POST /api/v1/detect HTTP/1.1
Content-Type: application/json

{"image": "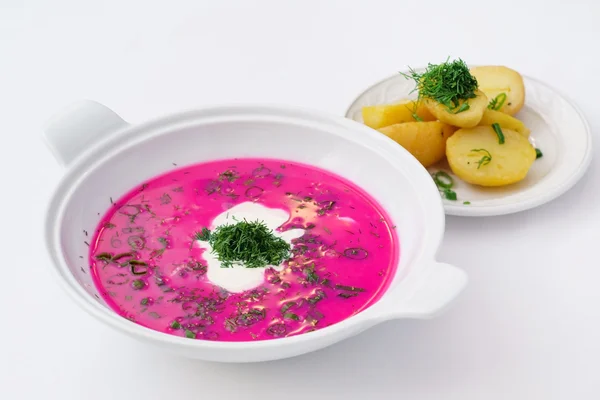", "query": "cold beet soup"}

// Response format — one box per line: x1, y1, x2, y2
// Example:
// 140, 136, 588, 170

90, 159, 399, 341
